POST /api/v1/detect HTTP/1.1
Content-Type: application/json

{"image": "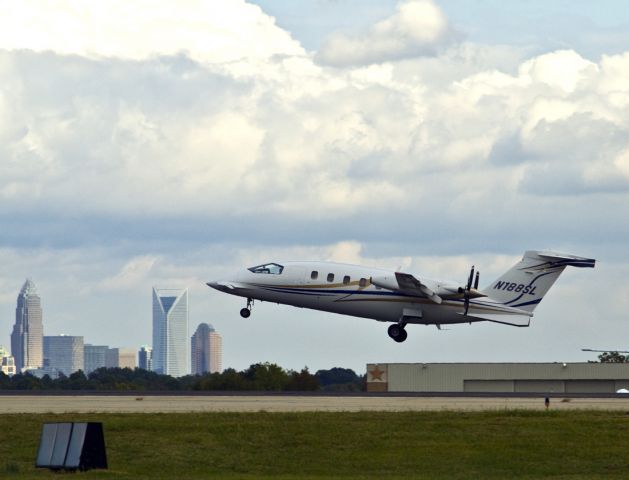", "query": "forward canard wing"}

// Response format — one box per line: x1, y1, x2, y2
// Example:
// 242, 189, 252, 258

371, 272, 443, 304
